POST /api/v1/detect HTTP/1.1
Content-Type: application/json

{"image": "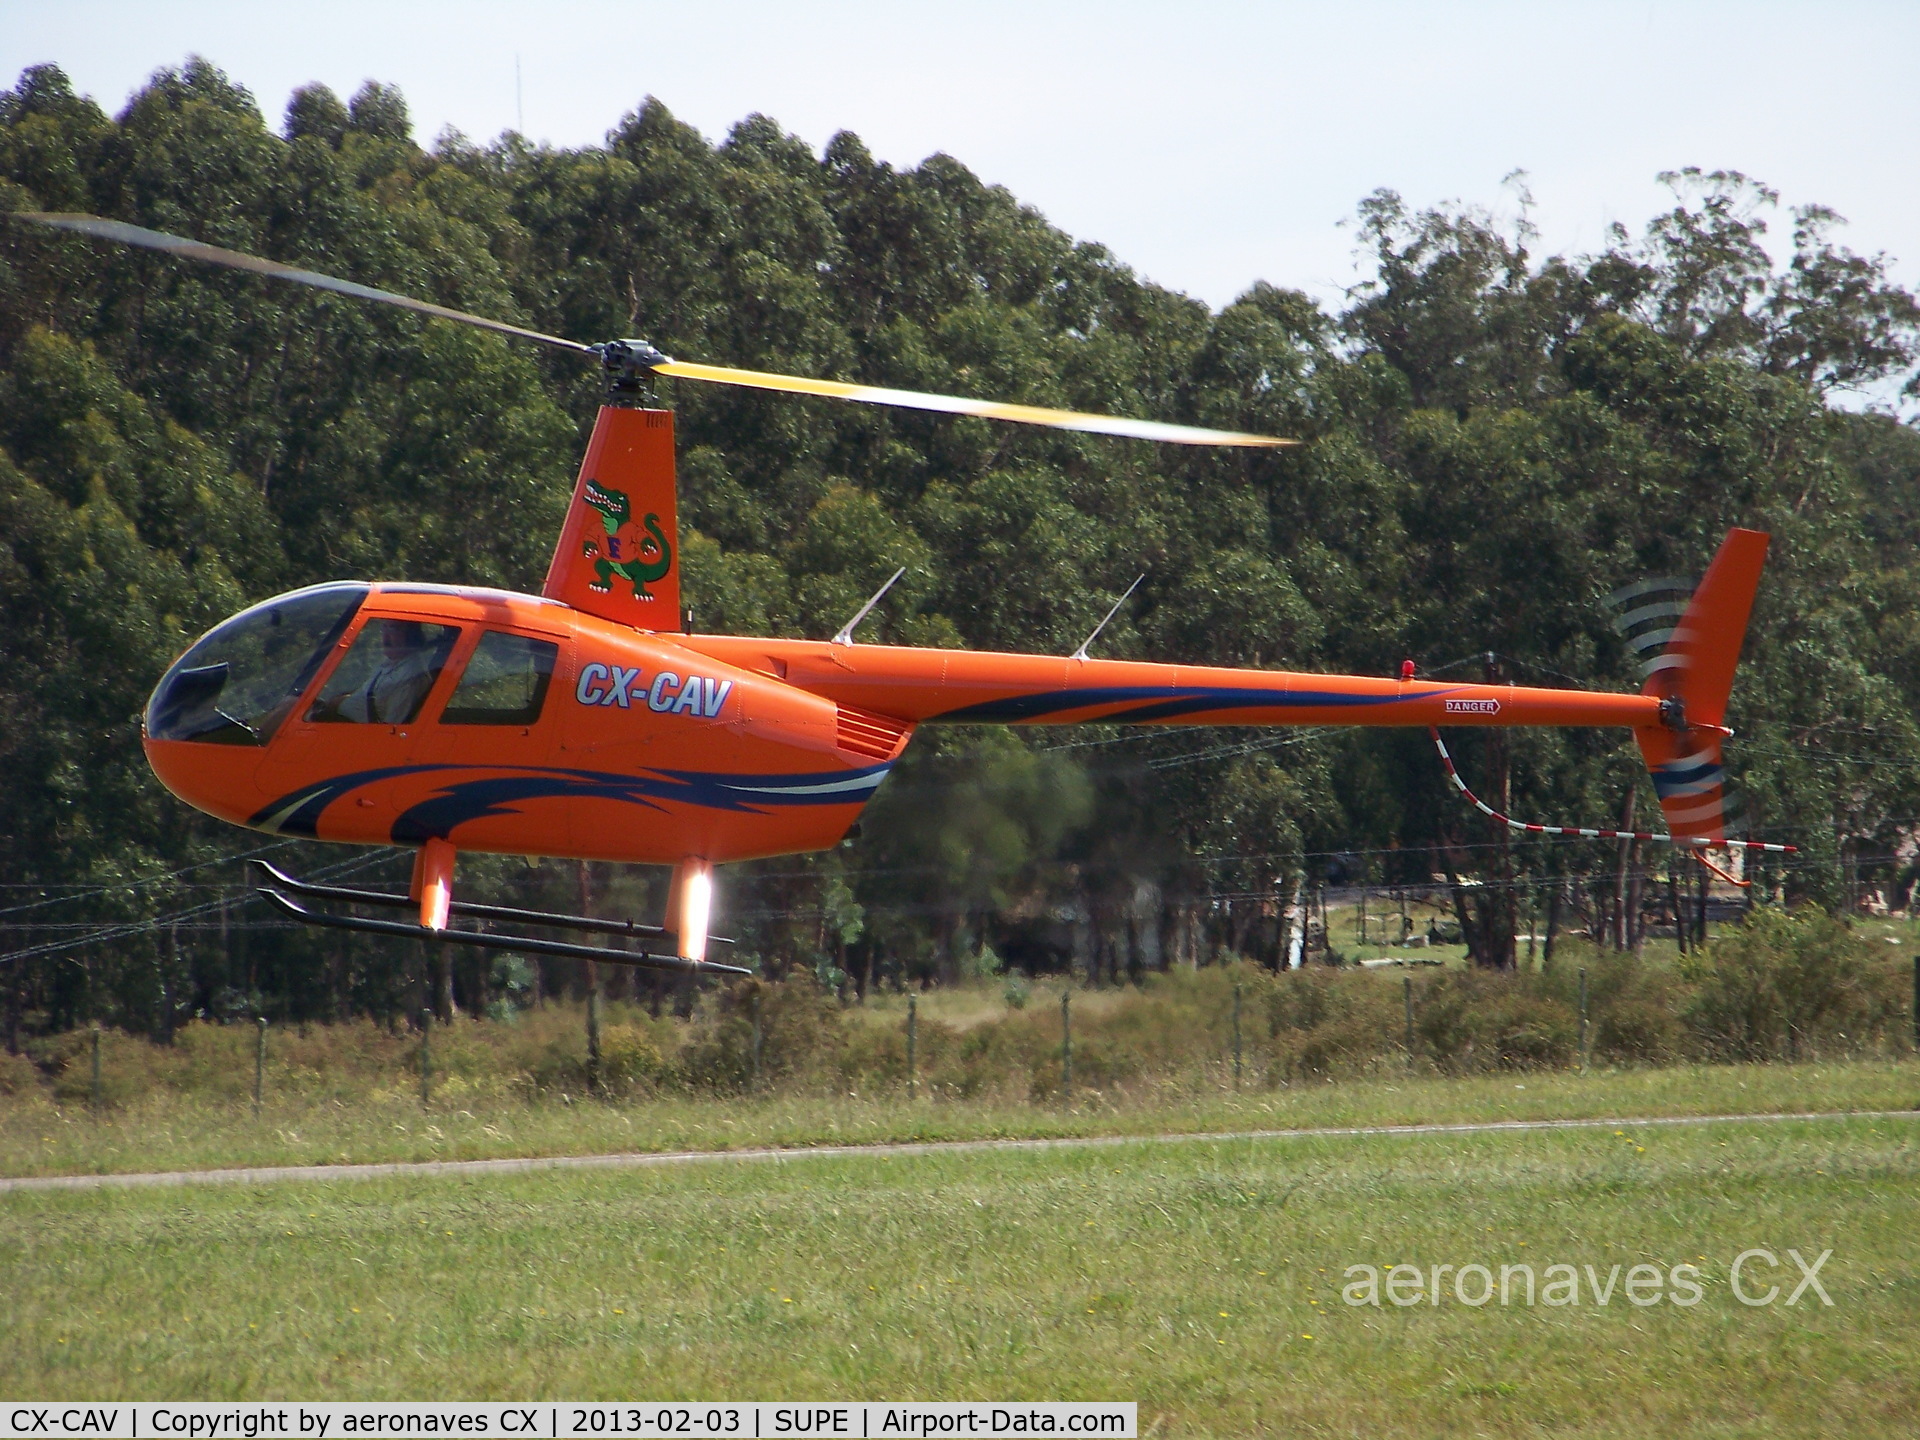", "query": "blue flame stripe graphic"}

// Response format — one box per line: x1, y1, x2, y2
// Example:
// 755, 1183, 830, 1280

249, 762, 895, 842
